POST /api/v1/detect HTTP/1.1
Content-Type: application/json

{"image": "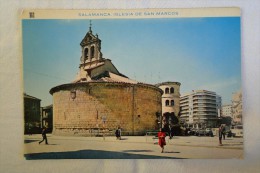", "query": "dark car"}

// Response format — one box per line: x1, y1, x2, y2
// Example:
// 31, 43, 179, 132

205, 128, 214, 137
195, 129, 206, 136
187, 128, 196, 135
